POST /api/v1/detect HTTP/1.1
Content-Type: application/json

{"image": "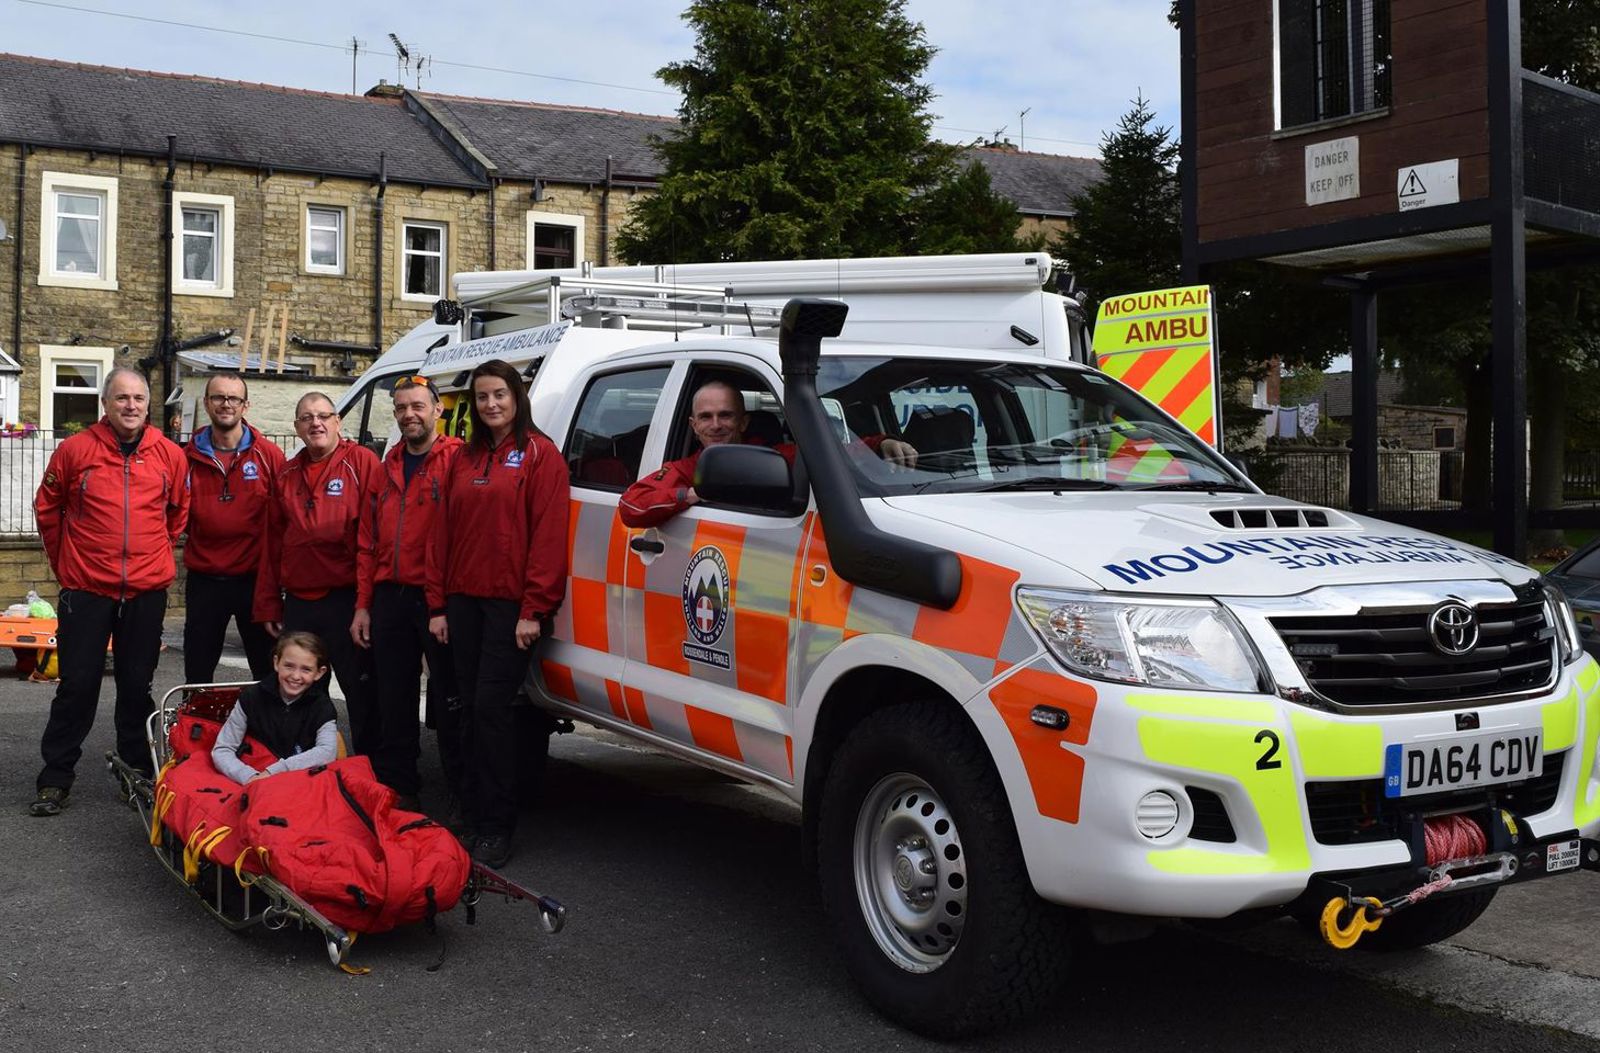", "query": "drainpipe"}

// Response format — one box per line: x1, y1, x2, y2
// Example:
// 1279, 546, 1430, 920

11, 144, 25, 372
372, 153, 387, 358
600, 156, 612, 266
487, 175, 497, 270
160, 134, 176, 430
